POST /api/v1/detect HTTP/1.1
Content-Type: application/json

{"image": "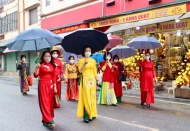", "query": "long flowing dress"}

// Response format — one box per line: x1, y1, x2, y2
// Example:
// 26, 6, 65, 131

53, 58, 64, 108
33, 63, 56, 124
140, 60, 155, 104
17, 63, 30, 94
113, 62, 124, 102
98, 61, 117, 105
65, 63, 78, 100
77, 57, 97, 120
